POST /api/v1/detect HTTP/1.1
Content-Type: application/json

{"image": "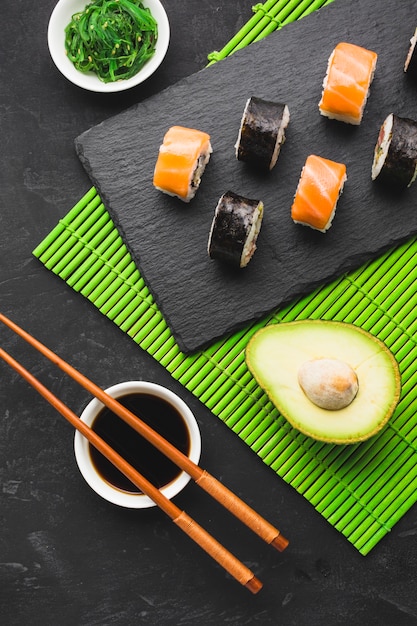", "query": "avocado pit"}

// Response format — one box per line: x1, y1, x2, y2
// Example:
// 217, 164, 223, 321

298, 358, 359, 410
